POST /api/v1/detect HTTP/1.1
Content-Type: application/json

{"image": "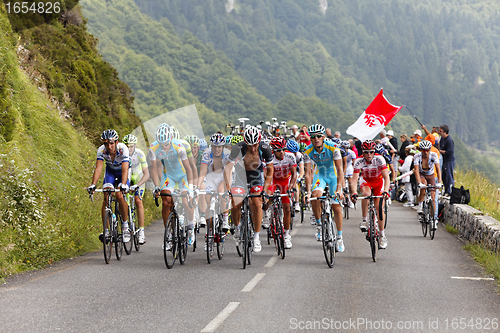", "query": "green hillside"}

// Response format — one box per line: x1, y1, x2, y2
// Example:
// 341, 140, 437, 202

0, 1, 158, 278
